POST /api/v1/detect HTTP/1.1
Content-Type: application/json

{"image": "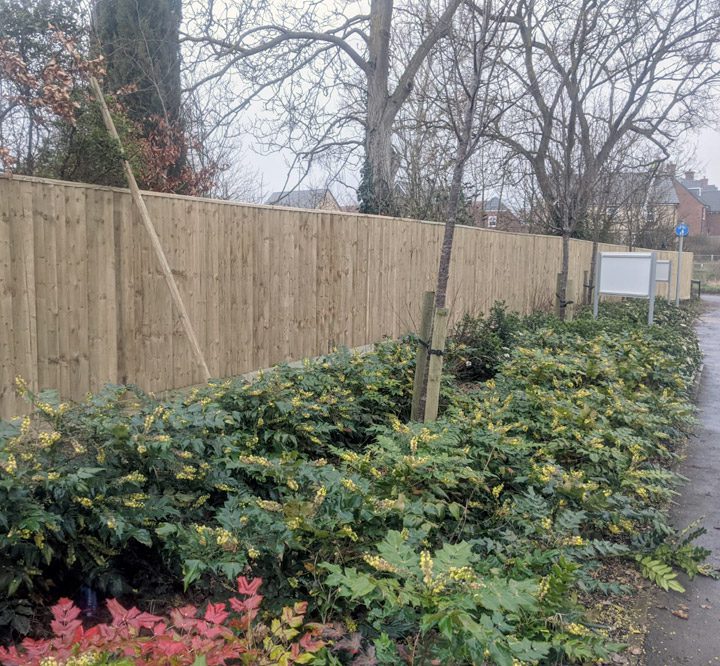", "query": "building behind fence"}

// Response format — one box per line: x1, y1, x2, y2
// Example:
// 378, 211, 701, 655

0, 175, 693, 418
